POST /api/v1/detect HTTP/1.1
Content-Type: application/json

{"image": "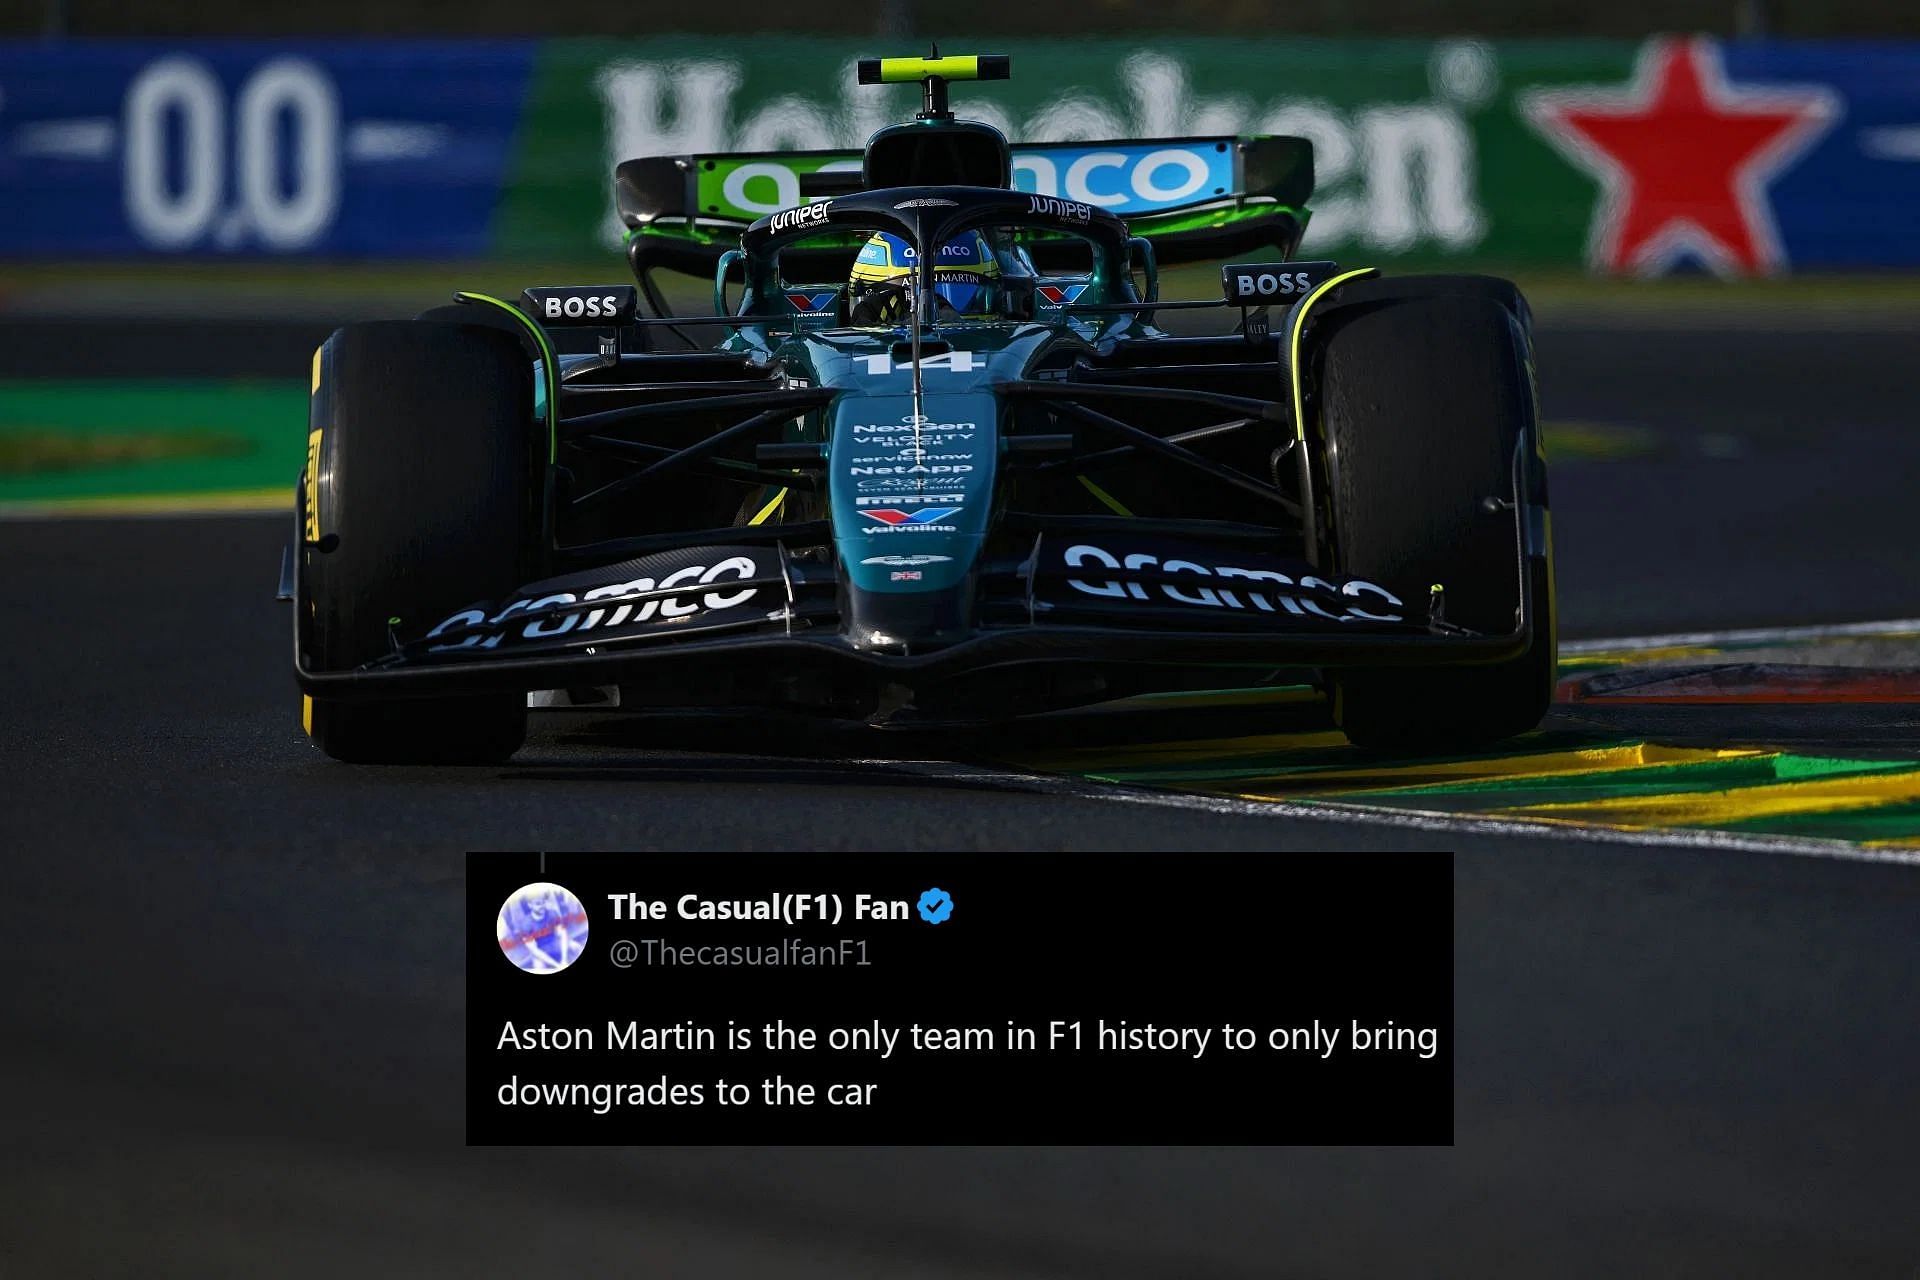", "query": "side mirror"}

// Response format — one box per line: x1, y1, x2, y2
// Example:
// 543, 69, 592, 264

714, 249, 746, 315
1128, 236, 1160, 304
